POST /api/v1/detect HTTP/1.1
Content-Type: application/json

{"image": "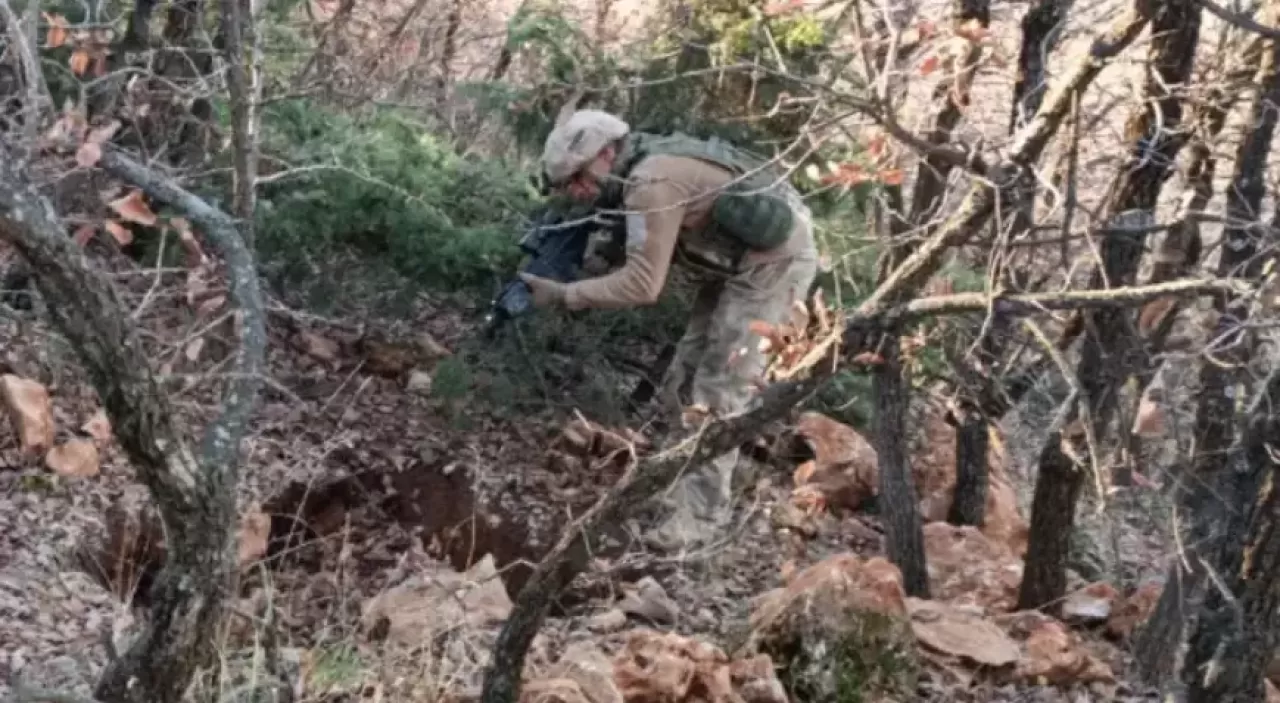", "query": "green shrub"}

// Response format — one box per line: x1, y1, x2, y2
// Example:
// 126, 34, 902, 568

252, 98, 540, 306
